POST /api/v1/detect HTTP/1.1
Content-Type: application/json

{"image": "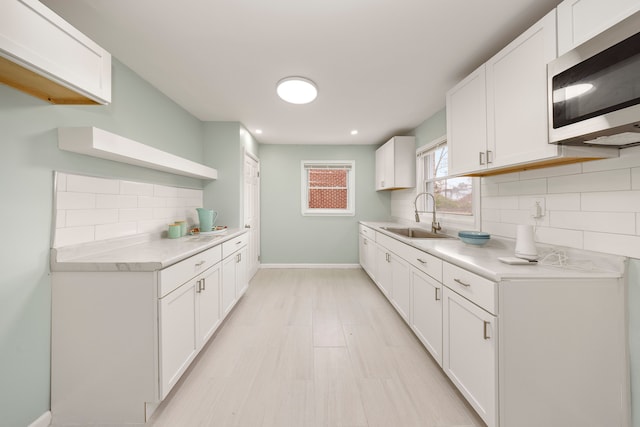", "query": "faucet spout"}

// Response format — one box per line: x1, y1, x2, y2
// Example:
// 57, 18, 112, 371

414, 192, 442, 233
